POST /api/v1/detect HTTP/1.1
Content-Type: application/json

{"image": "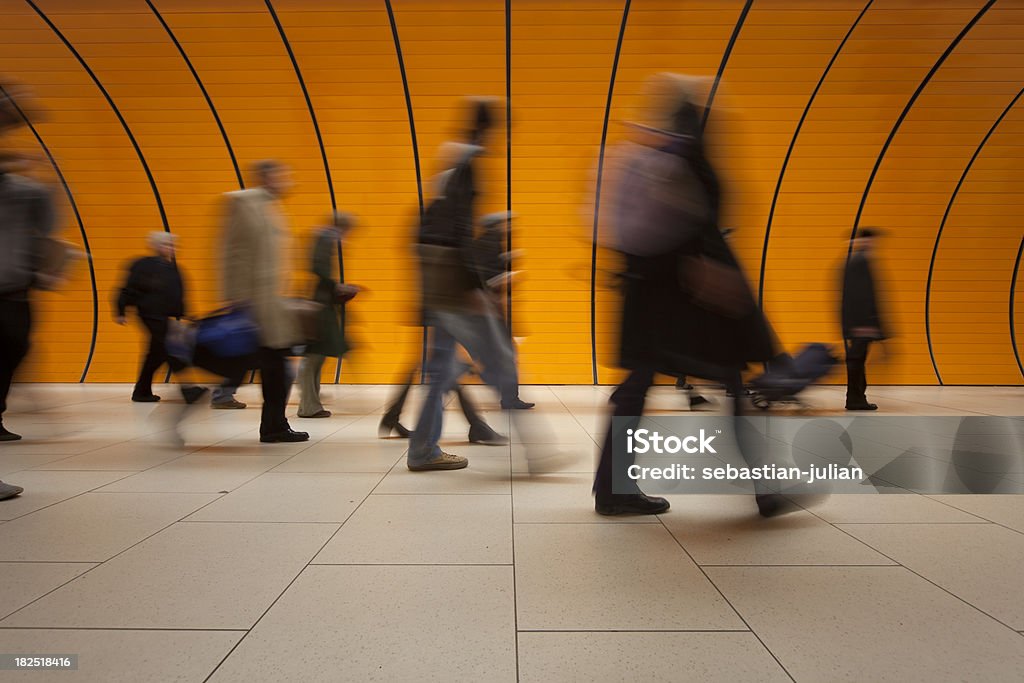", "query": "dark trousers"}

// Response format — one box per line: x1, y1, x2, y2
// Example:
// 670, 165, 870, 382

594, 366, 746, 500
134, 316, 169, 398
845, 338, 871, 405
258, 347, 291, 436
0, 297, 31, 419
